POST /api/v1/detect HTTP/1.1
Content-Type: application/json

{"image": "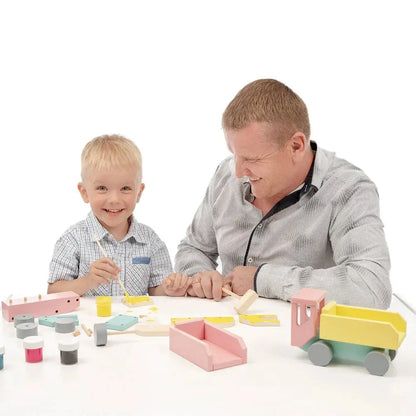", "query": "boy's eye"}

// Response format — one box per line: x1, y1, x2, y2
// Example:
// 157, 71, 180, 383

96, 186, 107, 191
121, 186, 132, 191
